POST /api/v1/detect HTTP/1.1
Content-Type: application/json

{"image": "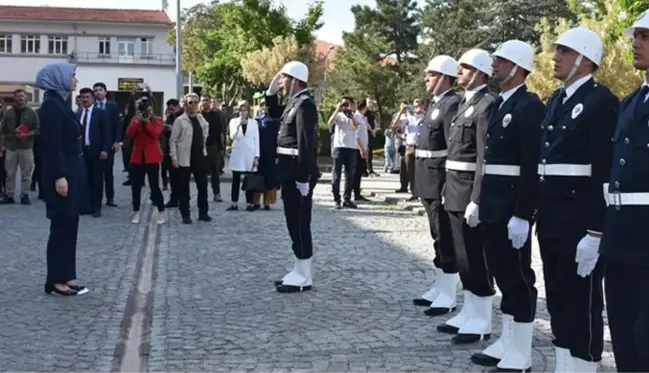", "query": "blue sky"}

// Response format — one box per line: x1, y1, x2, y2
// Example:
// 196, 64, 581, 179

0, 0, 390, 45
